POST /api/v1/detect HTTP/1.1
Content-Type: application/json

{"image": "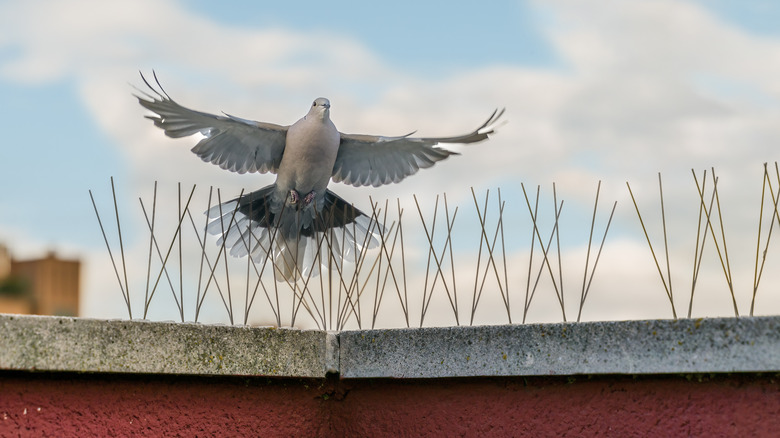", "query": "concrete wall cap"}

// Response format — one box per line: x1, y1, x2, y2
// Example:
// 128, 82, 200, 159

2, 314, 778, 378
